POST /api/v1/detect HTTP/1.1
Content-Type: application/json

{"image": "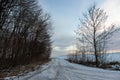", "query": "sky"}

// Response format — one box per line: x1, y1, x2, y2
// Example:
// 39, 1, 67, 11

38, 0, 120, 57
